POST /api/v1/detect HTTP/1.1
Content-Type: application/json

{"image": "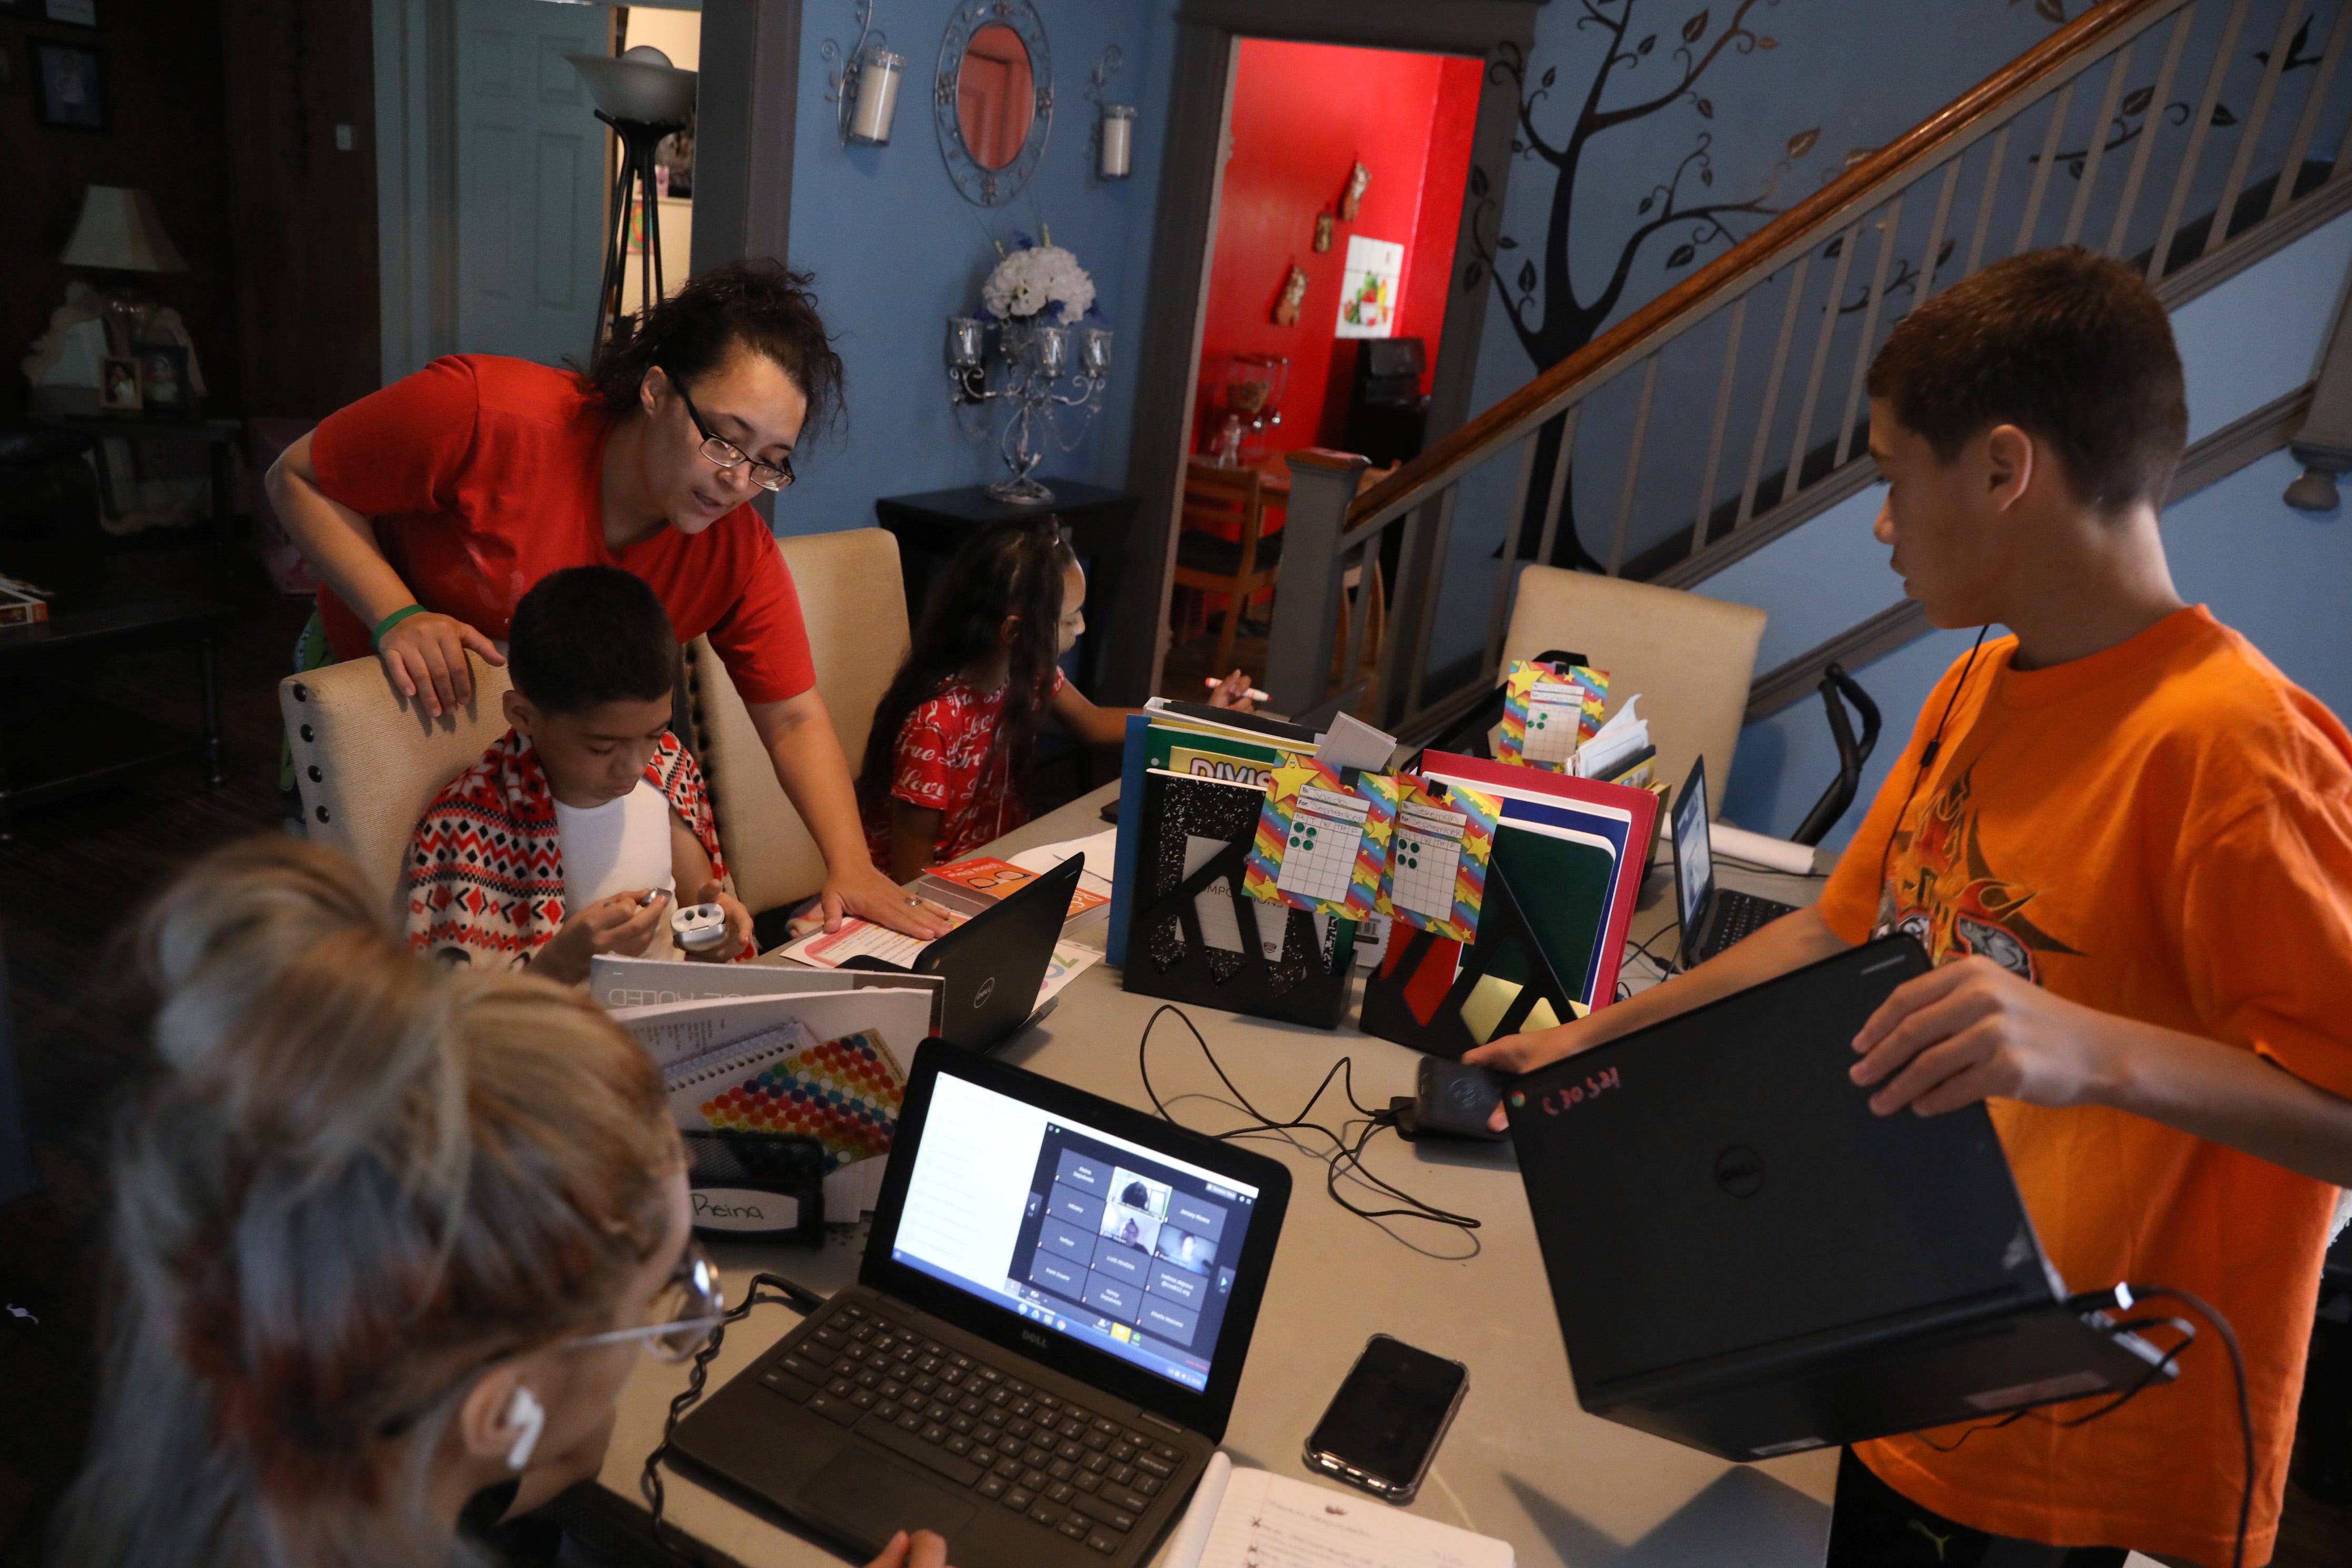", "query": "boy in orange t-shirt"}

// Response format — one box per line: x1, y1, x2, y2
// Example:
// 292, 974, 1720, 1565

1472, 247, 2352, 1568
